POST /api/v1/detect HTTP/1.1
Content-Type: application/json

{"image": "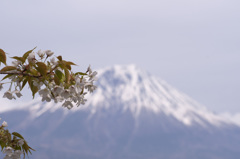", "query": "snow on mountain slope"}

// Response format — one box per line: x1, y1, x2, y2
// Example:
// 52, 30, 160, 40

86, 64, 240, 127
1, 64, 240, 127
